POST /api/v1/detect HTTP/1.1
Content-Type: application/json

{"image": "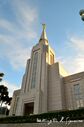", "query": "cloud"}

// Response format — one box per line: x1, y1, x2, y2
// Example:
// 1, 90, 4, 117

10, 0, 38, 40
61, 55, 84, 74
0, 19, 16, 33
0, 34, 31, 69
70, 37, 84, 52
74, 55, 84, 72
0, 0, 38, 69
0, 80, 20, 97
9, 47, 31, 69
60, 36, 84, 74
69, 36, 84, 72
